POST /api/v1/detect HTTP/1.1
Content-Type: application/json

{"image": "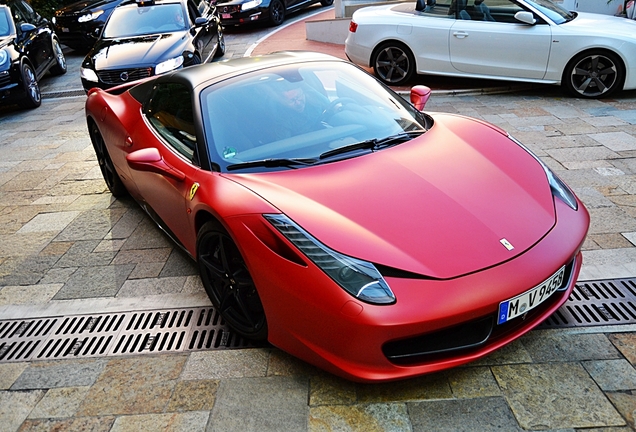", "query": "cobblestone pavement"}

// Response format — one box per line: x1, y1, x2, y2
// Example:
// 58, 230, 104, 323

2, 13, 636, 431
